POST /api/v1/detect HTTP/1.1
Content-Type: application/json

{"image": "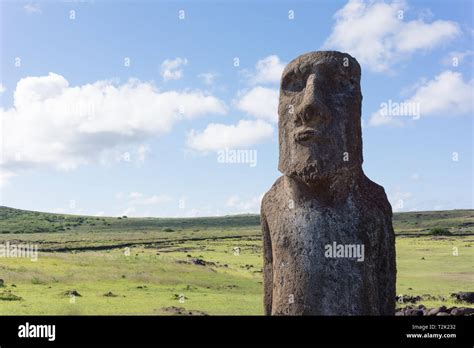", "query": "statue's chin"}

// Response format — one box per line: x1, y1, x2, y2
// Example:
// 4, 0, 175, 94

286, 161, 358, 186
287, 162, 326, 186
